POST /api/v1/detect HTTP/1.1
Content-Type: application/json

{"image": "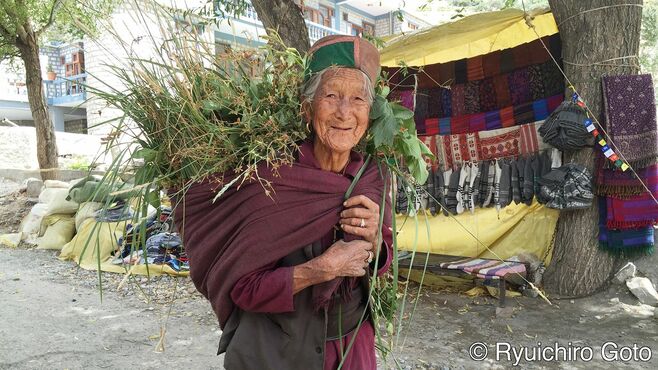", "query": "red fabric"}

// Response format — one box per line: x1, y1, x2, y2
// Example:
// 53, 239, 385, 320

174, 142, 392, 329
500, 106, 515, 128
467, 56, 485, 81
